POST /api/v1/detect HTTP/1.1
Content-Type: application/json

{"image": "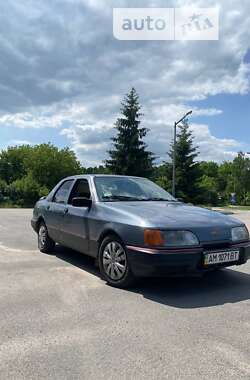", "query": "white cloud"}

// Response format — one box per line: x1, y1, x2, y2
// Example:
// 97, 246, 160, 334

0, 103, 91, 129
190, 123, 240, 161
8, 139, 32, 146
59, 118, 243, 167
61, 123, 113, 166
145, 104, 222, 126
0, 0, 249, 164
